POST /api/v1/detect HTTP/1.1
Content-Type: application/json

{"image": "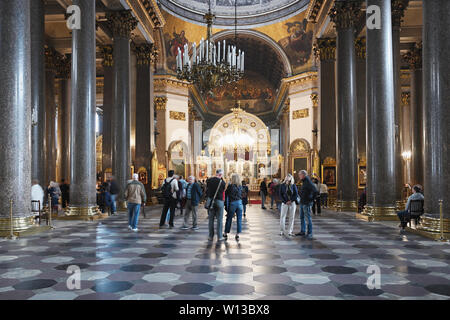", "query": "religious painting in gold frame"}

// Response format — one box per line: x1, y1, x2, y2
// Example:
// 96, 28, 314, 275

104, 168, 112, 182
358, 165, 367, 189
292, 157, 308, 183
137, 167, 148, 185
321, 165, 337, 189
